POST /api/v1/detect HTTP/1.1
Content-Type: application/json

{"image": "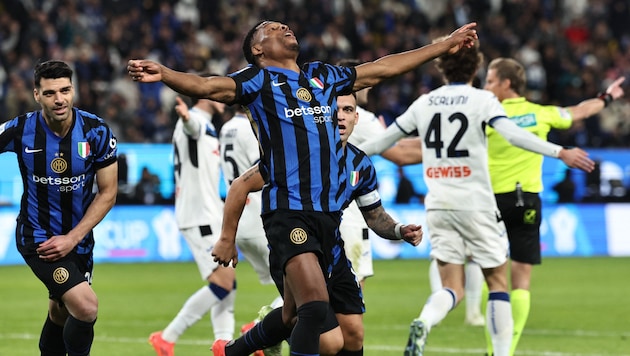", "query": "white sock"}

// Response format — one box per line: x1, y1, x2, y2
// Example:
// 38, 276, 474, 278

465, 261, 484, 318
269, 295, 284, 309
486, 292, 513, 356
162, 285, 223, 342
211, 289, 236, 341
418, 288, 457, 330
428, 259, 442, 293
